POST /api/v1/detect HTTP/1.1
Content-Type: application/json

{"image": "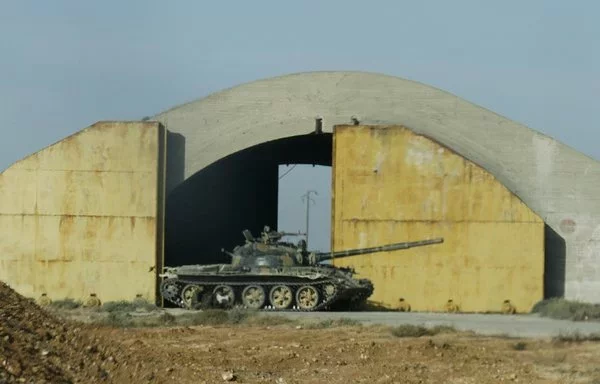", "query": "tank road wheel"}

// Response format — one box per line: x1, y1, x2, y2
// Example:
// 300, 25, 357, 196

296, 285, 320, 310
181, 284, 203, 309
322, 283, 337, 300
212, 285, 235, 308
160, 279, 181, 305
269, 285, 293, 310
241, 285, 266, 309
